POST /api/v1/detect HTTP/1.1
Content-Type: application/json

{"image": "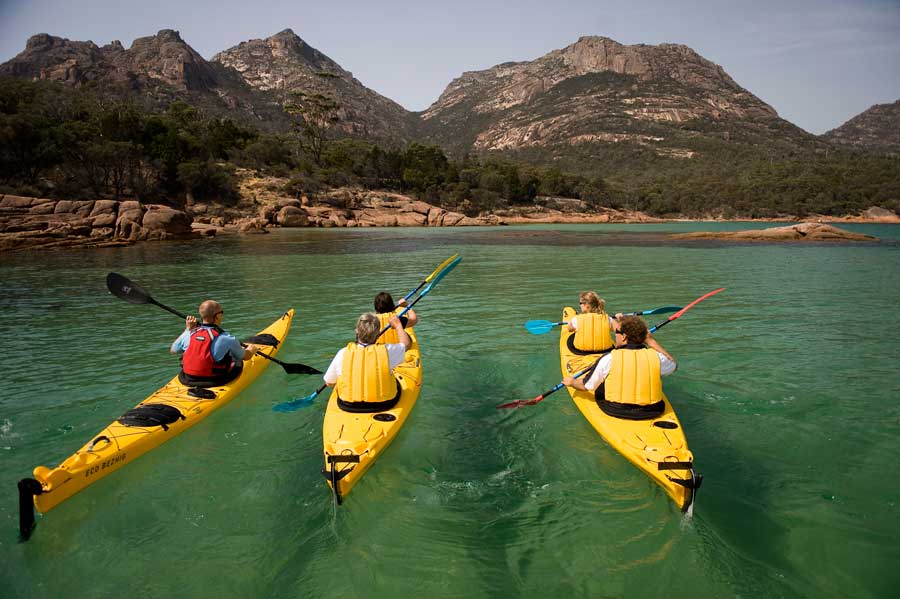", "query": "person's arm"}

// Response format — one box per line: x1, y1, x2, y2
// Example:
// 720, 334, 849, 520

241, 344, 259, 361
323, 349, 344, 387
170, 326, 193, 354
566, 315, 577, 333
396, 298, 418, 327
645, 333, 673, 362
564, 354, 611, 391
390, 316, 411, 350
